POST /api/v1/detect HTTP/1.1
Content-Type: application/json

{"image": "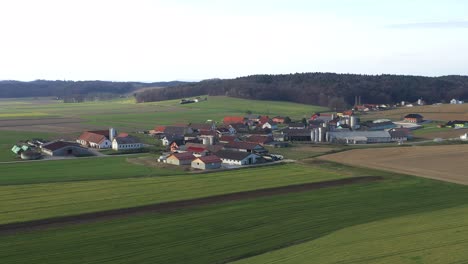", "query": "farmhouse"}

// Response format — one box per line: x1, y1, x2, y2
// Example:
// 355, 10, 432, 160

77, 129, 113, 149
41, 141, 90, 156
162, 134, 184, 146
166, 152, 196, 165
191, 155, 222, 170
450, 99, 464, 104
112, 135, 143, 151
326, 131, 392, 144
215, 150, 260, 165
404, 114, 423, 123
